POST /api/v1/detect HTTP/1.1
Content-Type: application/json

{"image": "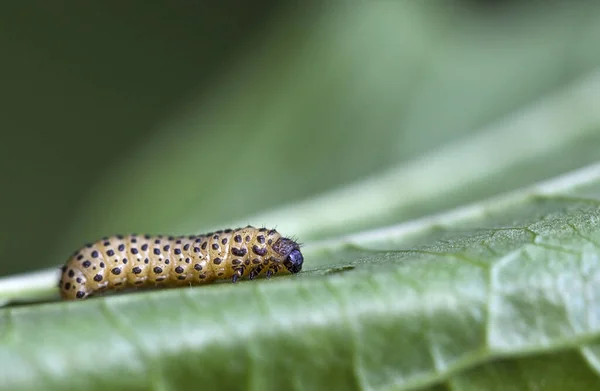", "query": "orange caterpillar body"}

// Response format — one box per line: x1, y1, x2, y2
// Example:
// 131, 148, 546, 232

58, 226, 303, 300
